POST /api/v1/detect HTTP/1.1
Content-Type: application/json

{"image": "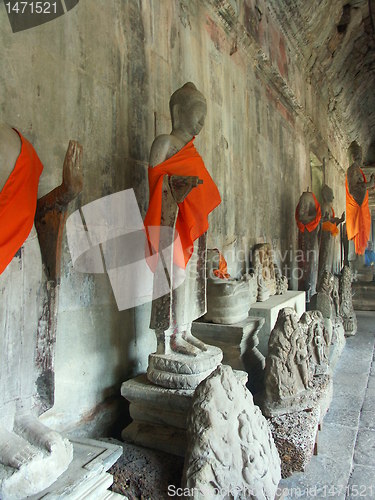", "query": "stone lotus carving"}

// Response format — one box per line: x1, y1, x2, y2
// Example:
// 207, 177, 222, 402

183, 364, 281, 500
339, 265, 357, 336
